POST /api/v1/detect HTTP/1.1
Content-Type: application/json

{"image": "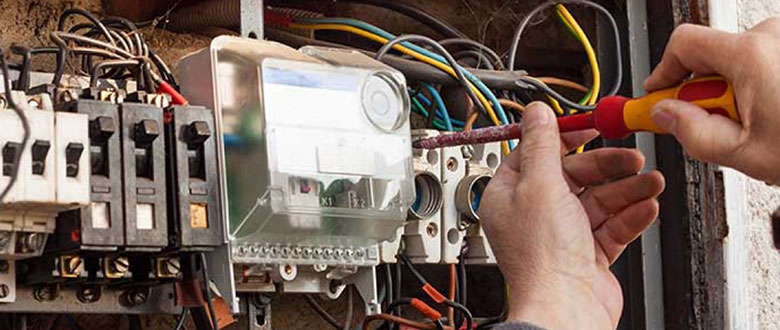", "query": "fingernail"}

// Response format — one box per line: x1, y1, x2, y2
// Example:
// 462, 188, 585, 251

523, 102, 553, 132
651, 105, 677, 135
